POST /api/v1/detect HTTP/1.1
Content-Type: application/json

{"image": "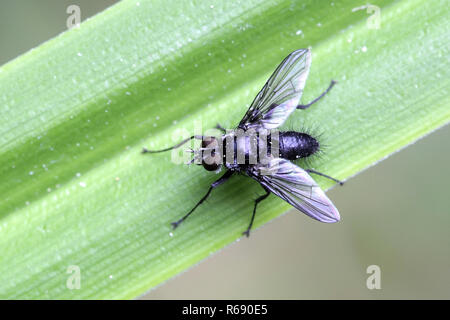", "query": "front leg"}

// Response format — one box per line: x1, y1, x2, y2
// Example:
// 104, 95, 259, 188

215, 123, 226, 133
171, 170, 234, 229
